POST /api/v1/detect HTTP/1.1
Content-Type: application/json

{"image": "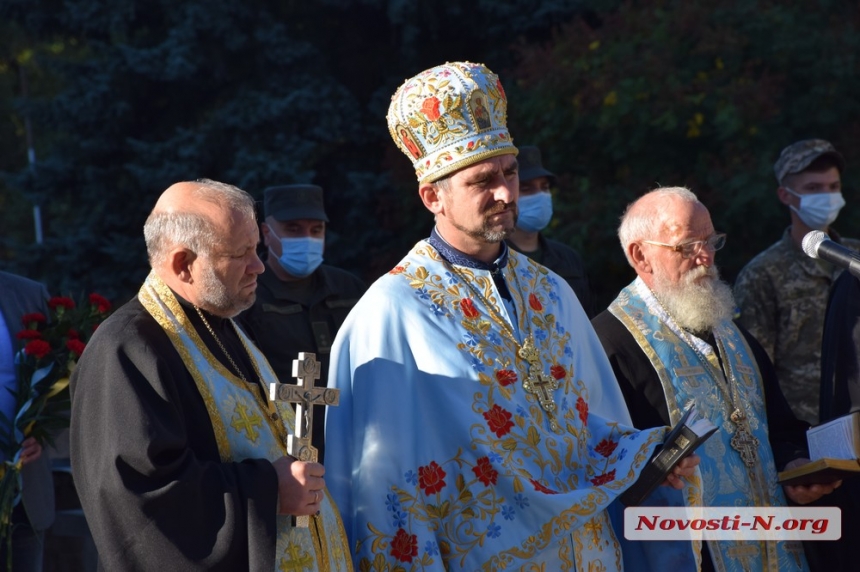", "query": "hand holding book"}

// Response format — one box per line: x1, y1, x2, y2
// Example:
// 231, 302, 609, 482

620, 402, 717, 506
